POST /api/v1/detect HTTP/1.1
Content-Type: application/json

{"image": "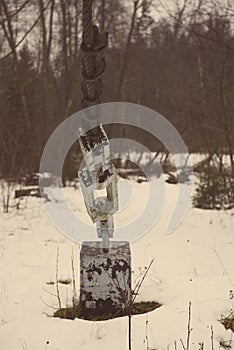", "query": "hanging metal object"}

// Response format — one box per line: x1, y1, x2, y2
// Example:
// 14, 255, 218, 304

78, 125, 118, 250
78, 0, 118, 251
